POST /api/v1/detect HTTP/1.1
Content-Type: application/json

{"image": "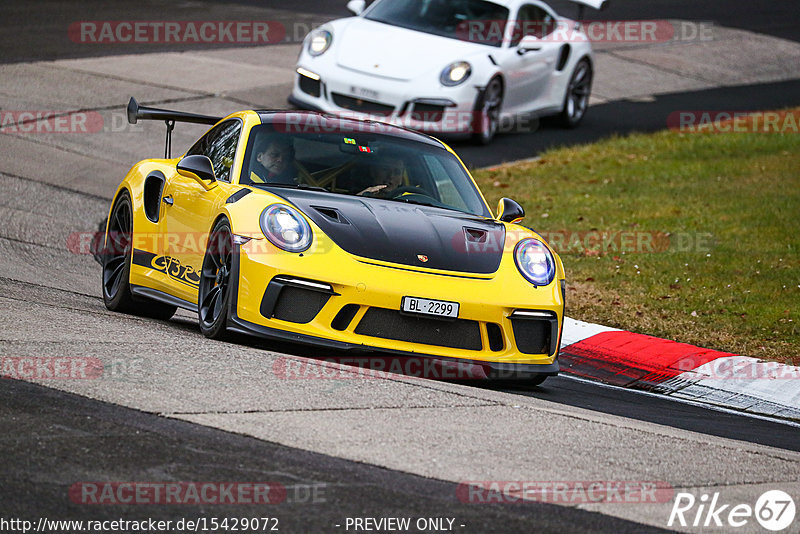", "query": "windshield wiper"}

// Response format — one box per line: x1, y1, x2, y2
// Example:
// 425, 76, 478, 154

386, 195, 476, 215
388, 196, 443, 209
393, 197, 433, 206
